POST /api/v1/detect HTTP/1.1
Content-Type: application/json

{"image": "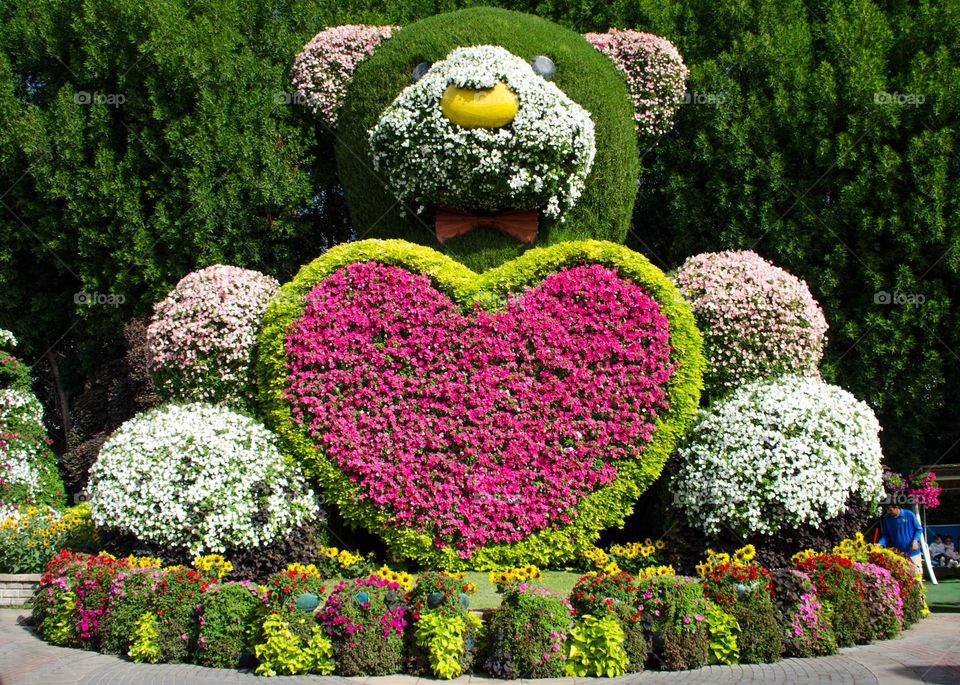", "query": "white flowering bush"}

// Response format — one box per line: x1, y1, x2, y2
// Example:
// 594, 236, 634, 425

146, 265, 279, 407
369, 45, 596, 219
0, 389, 64, 510
672, 375, 884, 537
88, 403, 320, 555
584, 29, 688, 138
674, 250, 828, 397
291, 24, 395, 124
